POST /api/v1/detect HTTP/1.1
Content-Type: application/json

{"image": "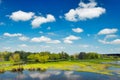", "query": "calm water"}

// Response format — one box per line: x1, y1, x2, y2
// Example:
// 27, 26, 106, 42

0, 69, 120, 80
